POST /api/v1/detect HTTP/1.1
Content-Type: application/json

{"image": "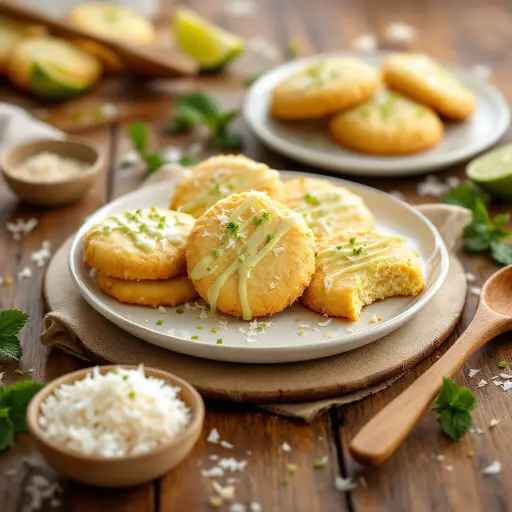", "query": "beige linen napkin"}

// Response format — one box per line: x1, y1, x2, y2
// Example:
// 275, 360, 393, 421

40, 167, 471, 421
0, 103, 63, 151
